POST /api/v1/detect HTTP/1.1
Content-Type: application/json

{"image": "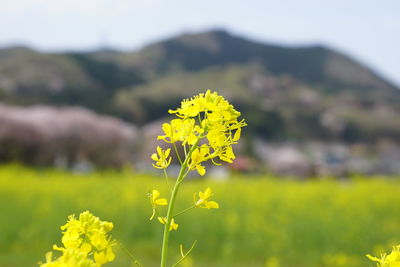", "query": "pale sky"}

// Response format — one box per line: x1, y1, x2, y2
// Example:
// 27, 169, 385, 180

1, 0, 399, 86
